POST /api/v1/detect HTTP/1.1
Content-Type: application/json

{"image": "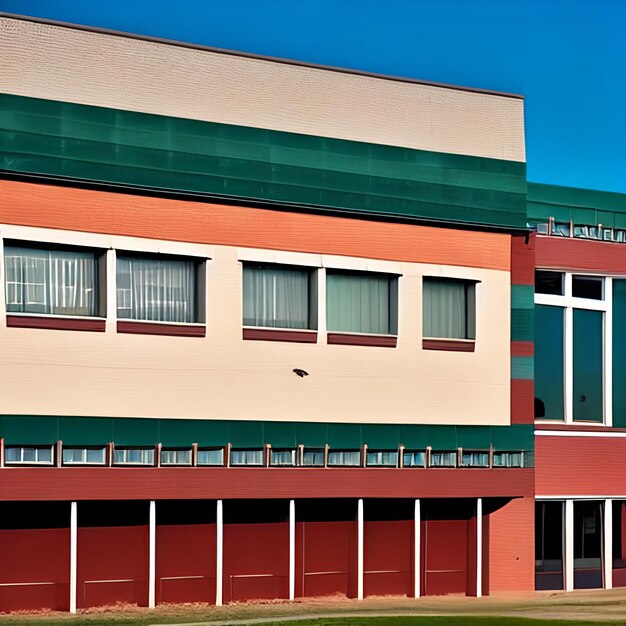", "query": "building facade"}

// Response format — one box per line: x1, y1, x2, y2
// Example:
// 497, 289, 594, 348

0, 12, 622, 613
